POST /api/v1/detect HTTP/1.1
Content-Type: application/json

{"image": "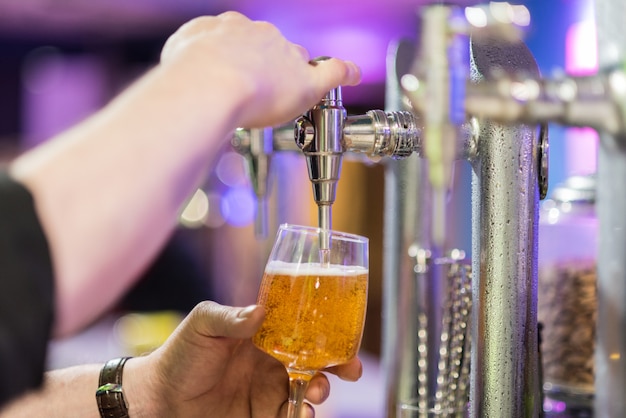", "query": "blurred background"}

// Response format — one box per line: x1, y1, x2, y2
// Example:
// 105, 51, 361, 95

0, 0, 598, 416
